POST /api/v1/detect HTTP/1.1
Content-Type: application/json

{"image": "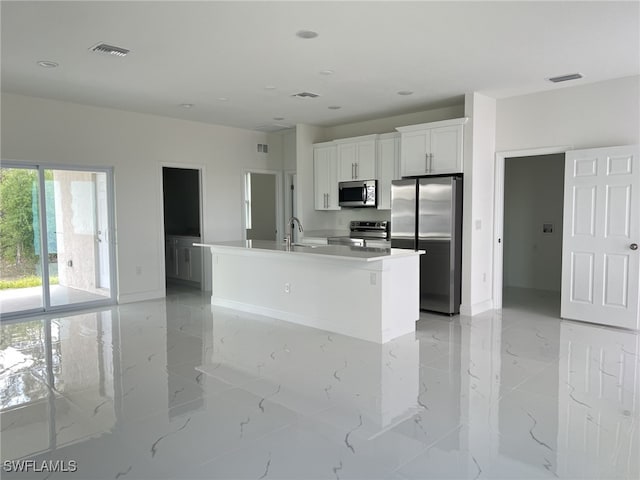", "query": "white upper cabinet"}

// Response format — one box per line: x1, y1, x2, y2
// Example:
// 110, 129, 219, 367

376, 133, 401, 210
313, 142, 339, 210
335, 135, 377, 181
397, 118, 467, 176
